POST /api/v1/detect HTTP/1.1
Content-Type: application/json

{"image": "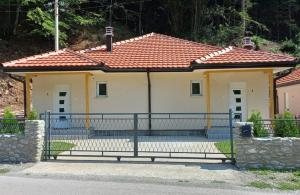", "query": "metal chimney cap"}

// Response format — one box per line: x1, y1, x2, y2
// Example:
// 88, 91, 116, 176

105, 26, 114, 36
